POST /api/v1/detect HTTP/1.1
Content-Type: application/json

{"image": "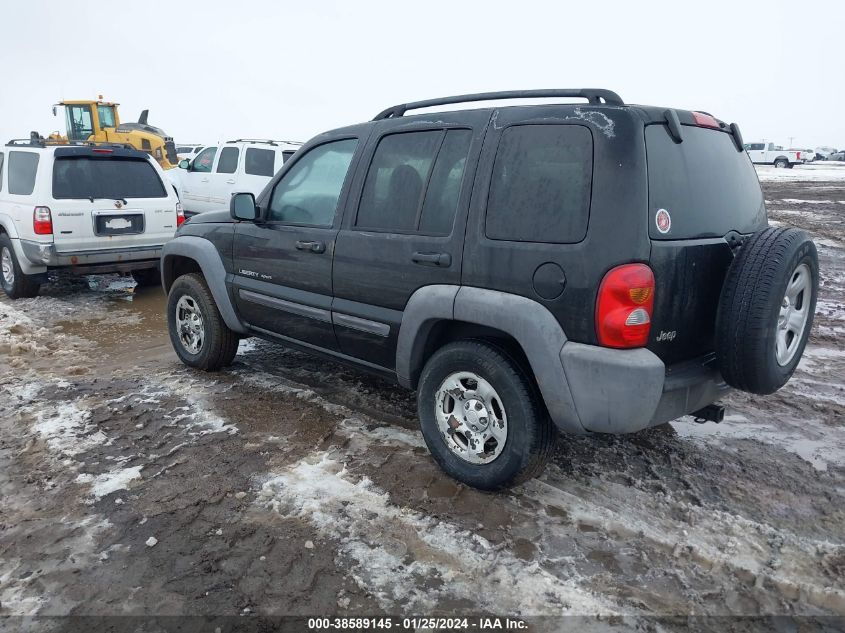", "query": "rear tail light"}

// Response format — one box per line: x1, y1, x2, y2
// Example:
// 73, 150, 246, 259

595, 263, 655, 348
692, 111, 721, 129
176, 202, 185, 227
33, 206, 53, 235
796, 151, 801, 160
